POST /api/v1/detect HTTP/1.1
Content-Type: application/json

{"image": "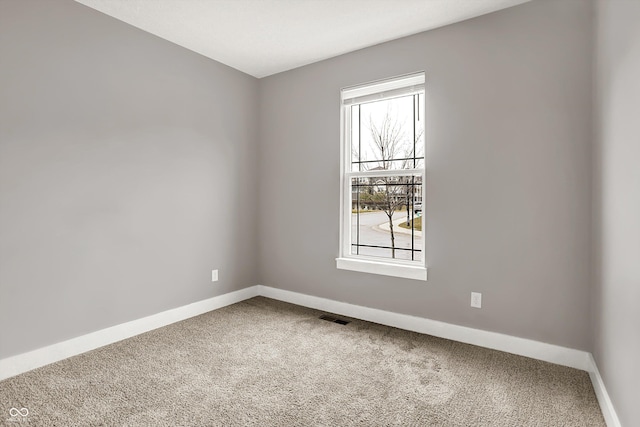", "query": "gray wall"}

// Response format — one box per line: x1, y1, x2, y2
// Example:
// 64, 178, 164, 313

0, 0, 259, 359
592, 0, 640, 425
258, 0, 593, 350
